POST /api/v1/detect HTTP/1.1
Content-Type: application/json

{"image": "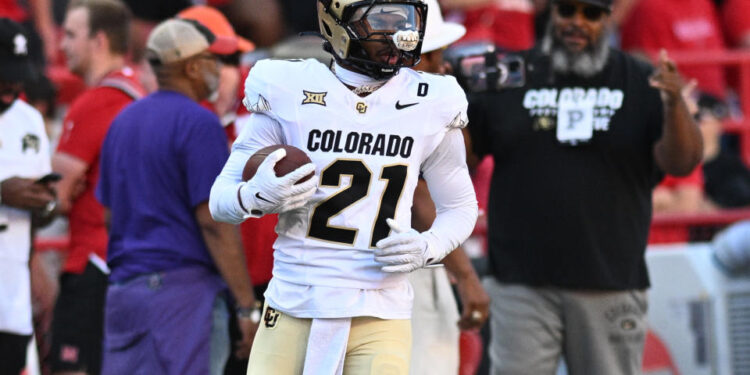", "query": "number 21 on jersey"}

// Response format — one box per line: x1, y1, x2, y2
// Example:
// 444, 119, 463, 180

308, 159, 407, 247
